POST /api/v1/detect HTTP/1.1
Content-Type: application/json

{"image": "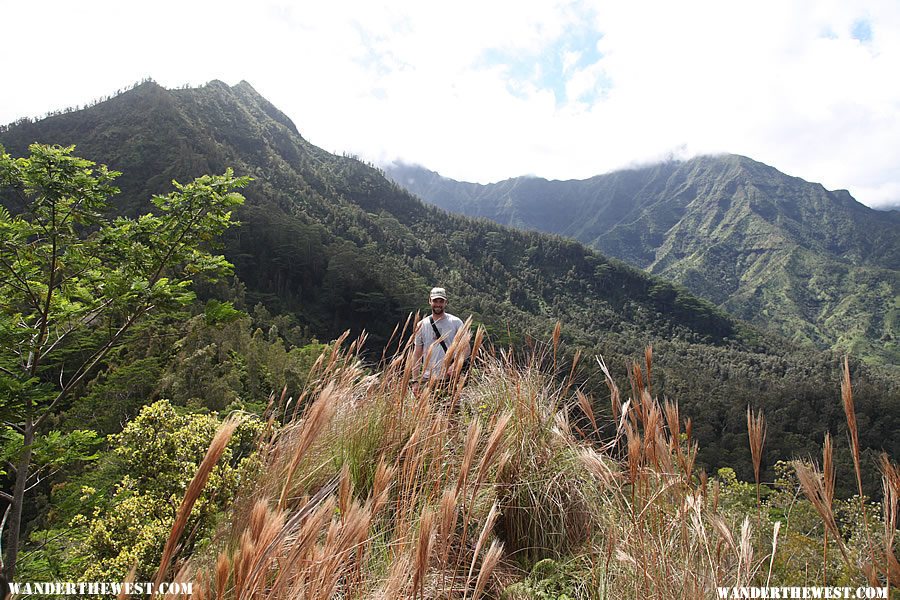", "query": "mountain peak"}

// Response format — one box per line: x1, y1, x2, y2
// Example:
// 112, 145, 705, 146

234, 80, 261, 95
116, 79, 301, 138
228, 80, 300, 137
